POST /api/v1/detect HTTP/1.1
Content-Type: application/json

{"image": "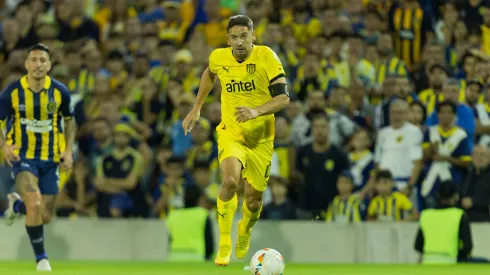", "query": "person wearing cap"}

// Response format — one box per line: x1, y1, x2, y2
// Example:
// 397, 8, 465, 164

419, 63, 451, 115
173, 49, 200, 93
326, 170, 366, 223
414, 181, 473, 264
426, 78, 476, 143
158, 0, 189, 45
94, 123, 147, 218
